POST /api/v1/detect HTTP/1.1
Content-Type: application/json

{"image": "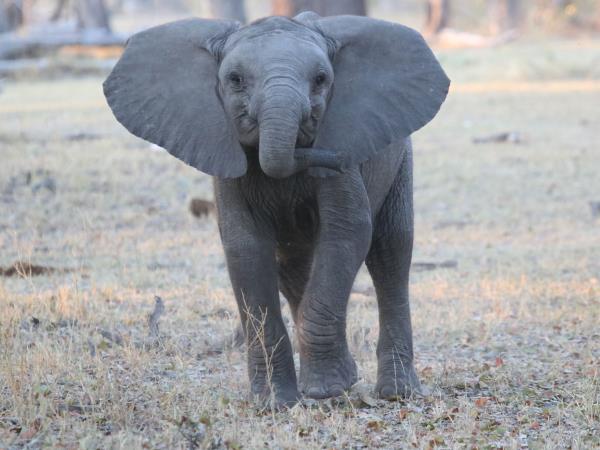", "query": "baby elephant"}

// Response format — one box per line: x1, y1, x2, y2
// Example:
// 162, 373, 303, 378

104, 12, 449, 408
